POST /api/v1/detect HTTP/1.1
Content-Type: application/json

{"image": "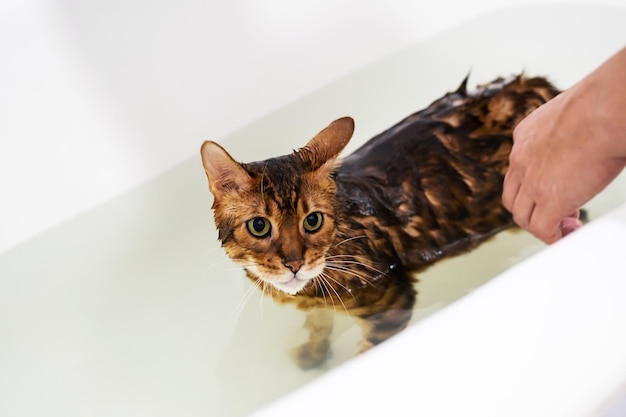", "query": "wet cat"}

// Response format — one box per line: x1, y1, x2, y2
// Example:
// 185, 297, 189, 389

201, 75, 559, 368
